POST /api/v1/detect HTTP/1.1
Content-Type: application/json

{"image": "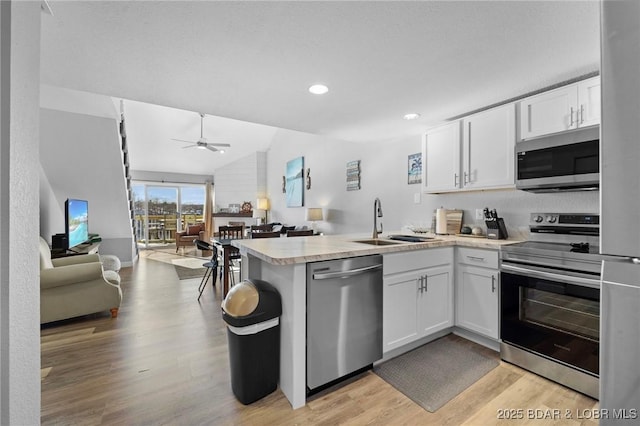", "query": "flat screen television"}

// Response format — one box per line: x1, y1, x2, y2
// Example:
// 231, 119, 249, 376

65, 198, 89, 249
